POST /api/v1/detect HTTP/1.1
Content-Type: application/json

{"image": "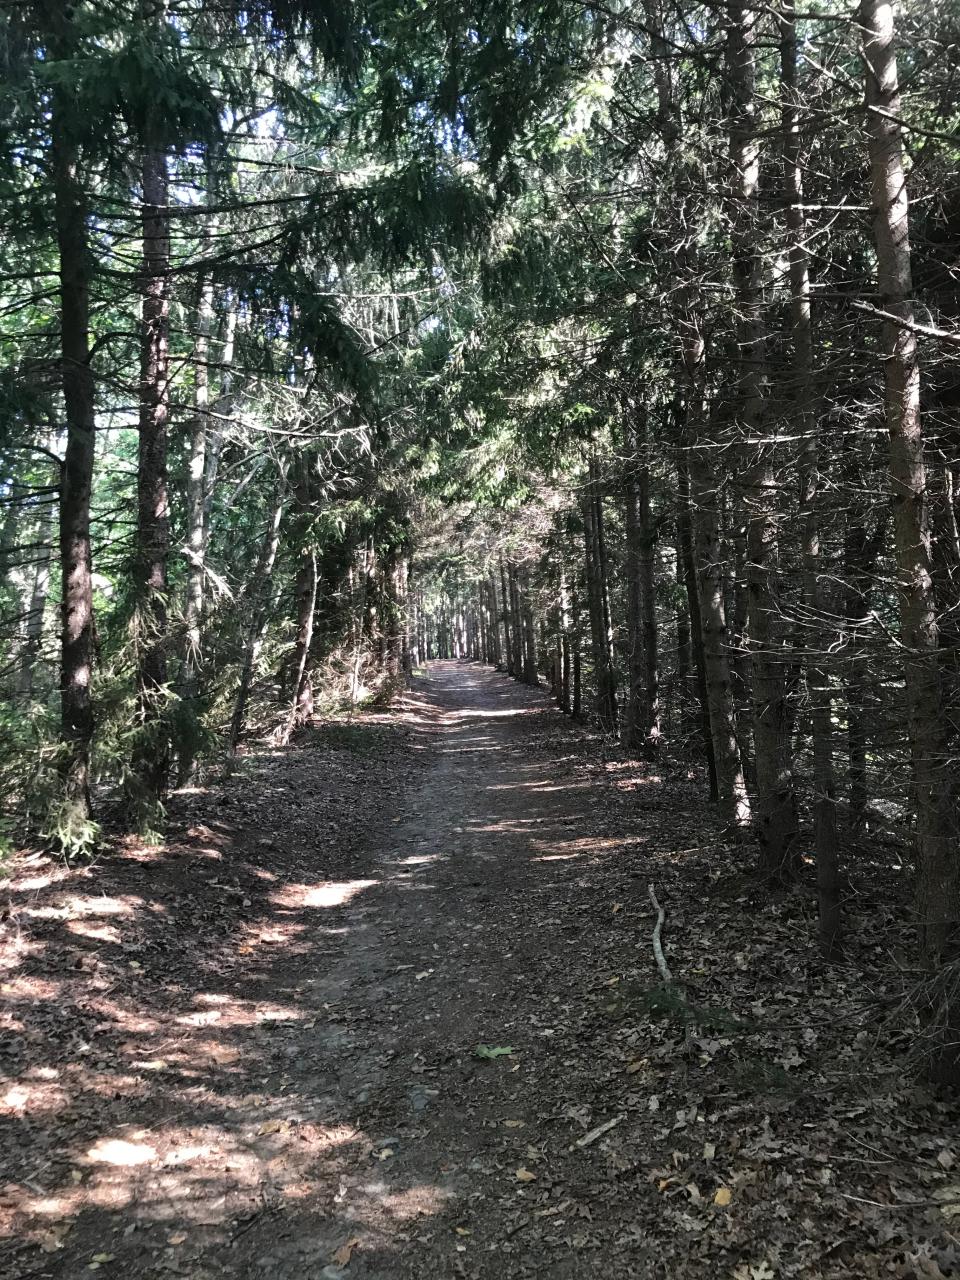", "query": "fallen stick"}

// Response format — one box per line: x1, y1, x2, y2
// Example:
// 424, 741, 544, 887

647, 884, 673, 984
571, 1114, 625, 1150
